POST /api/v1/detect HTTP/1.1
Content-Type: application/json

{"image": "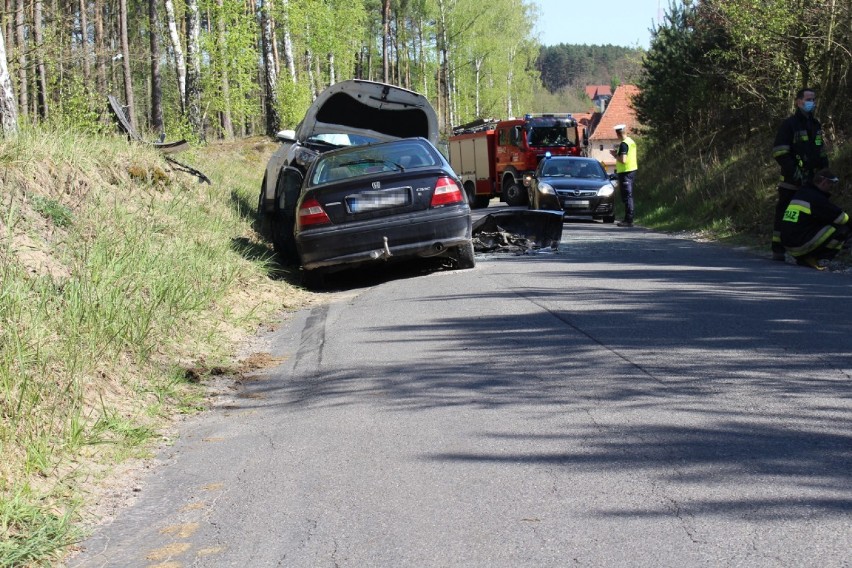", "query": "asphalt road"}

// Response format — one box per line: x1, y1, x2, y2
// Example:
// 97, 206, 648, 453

68, 220, 852, 567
